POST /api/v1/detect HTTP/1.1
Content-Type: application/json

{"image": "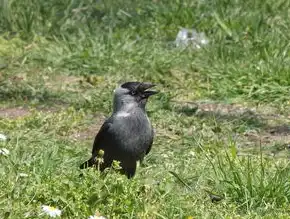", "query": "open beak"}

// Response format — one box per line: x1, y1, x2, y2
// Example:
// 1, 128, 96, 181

138, 82, 159, 97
